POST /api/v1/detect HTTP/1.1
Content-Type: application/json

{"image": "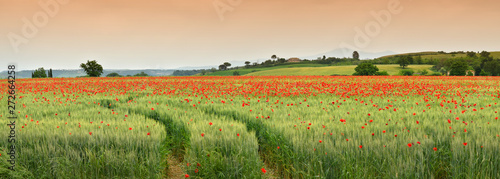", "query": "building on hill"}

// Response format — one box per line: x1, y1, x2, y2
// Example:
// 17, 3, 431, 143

287, 58, 302, 63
